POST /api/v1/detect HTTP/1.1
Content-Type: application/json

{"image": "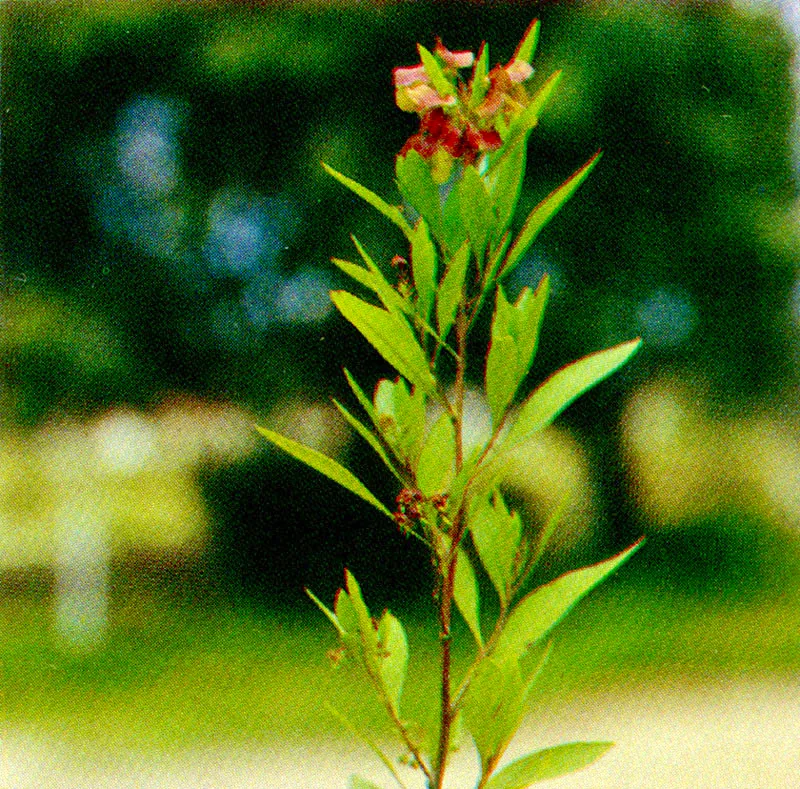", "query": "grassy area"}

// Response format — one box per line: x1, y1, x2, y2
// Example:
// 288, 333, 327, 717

4, 564, 800, 753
